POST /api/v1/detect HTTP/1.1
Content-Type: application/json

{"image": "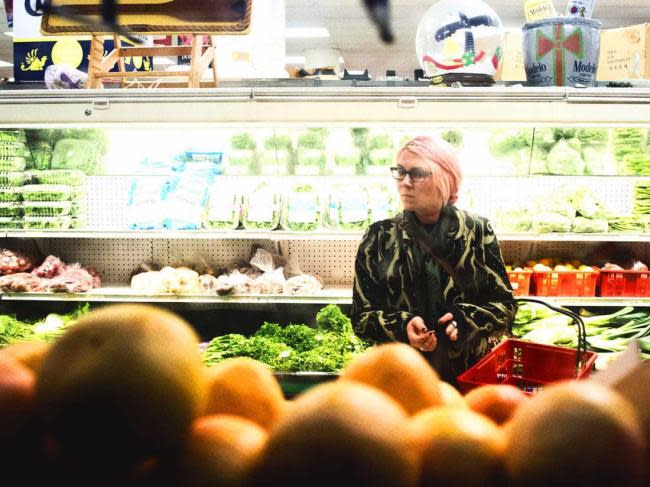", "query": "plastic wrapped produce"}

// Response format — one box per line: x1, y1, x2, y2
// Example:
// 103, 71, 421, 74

0, 218, 23, 229
22, 216, 72, 230
32, 255, 66, 278
572, 217, 608, 233
0, 188, 22, 202
283, 274, 324, 295
51, 138, 98, 173
0, 130, 27, 143
296, 129, 328, 176
164, 174, 211, 230
327, 184, 369, 230
31, 169, 86, 186
127, 177, 168, 230
262, 135, 293, 175
0, 156, 28, 172
228, 133, 258, 175
282, 183, 322, 231
0, 249, 33, 274
242, 181, 281, 230
0, 172, 29, 187
205, 185, 241, 230
28, 140, 53, 170
22, 201, 72, 217
21, 184, 73, 202
532, 213, 573, 233
0, 272, 43, 292
0, 203, 22, 217
367, 134, 395, 173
